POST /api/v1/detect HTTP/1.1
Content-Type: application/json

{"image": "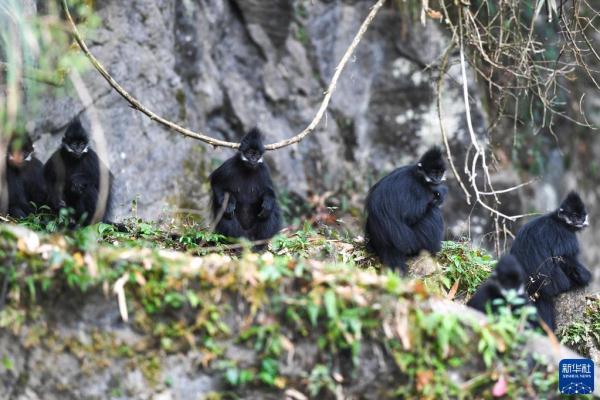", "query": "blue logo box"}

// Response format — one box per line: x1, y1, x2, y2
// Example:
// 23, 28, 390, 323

559, 359, 594, 395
